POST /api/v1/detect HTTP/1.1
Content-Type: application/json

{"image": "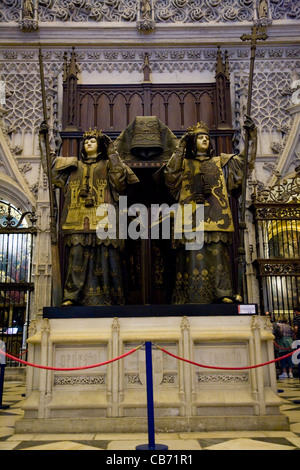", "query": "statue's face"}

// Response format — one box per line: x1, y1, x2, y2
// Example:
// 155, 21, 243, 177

84, 137, 98, 156
196, 133, 209, 153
